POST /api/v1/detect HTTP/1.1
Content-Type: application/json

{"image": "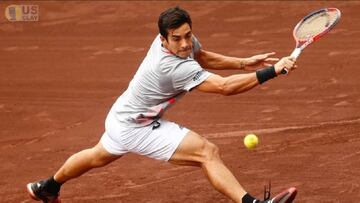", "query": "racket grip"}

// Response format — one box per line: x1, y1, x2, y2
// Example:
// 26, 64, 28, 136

290, 48, 302, 59
281, 68, 288, 74
281, 48, 302, 74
